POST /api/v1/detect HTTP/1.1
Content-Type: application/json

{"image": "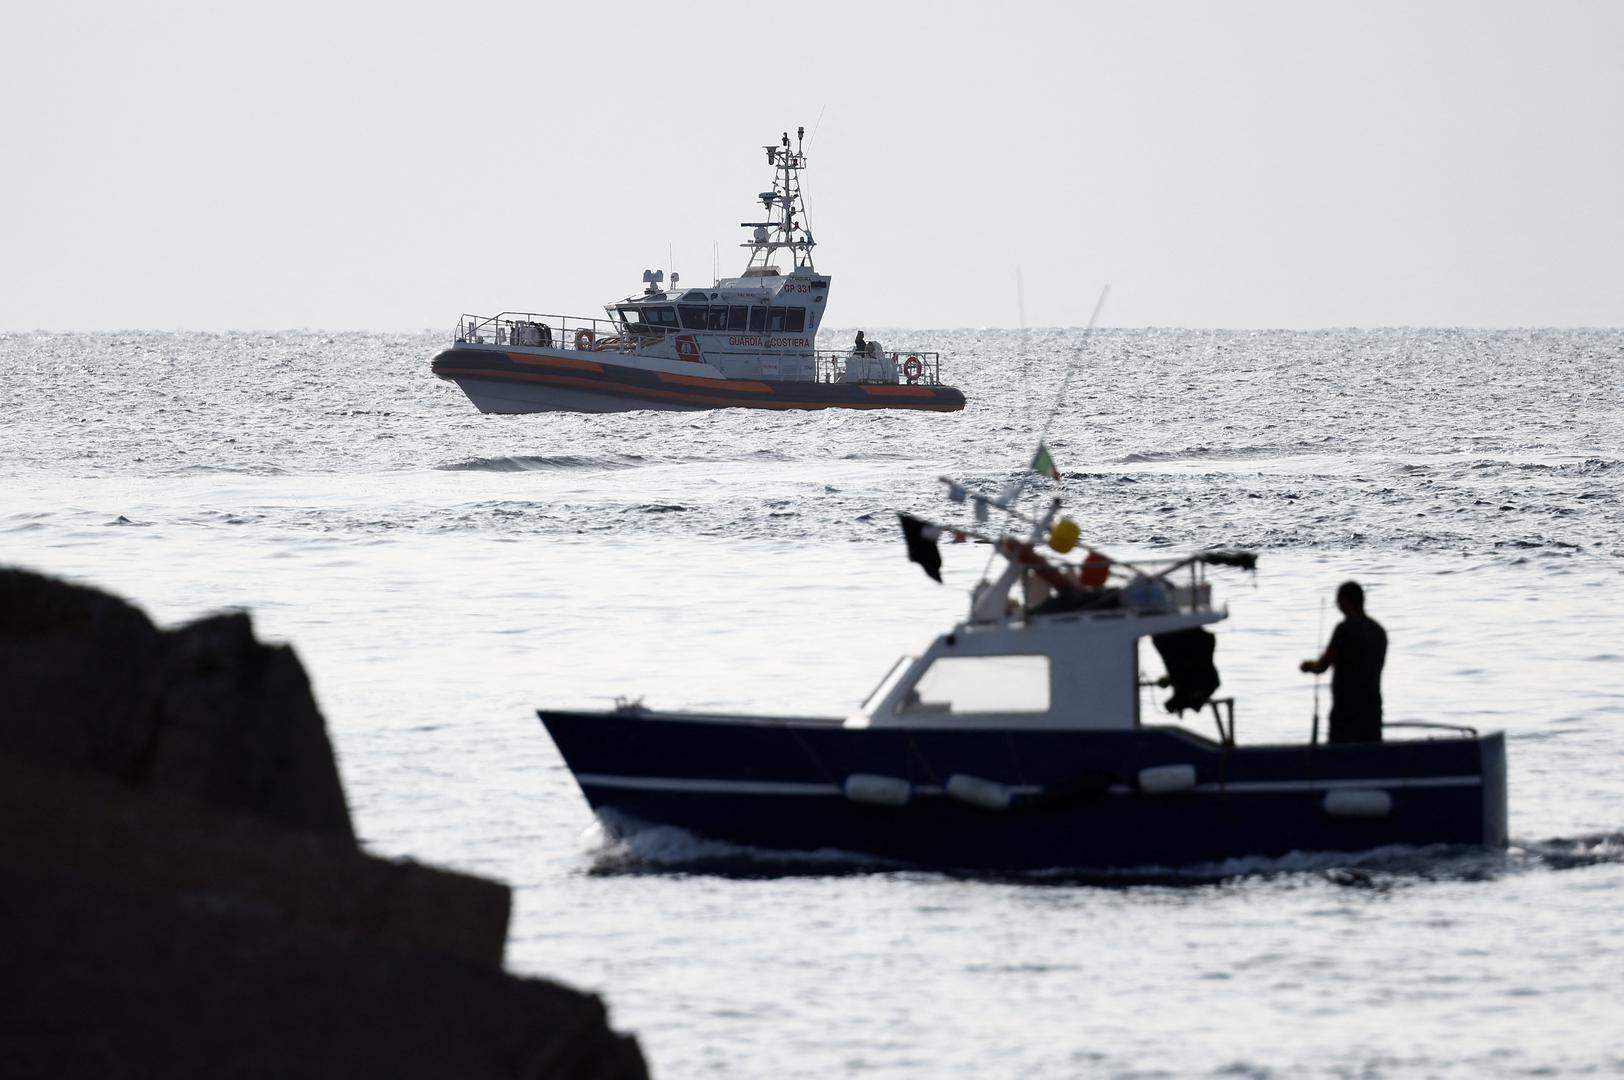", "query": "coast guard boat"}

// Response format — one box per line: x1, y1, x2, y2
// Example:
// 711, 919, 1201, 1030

432, 128, 965, 414
539, 471, 1507, 873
